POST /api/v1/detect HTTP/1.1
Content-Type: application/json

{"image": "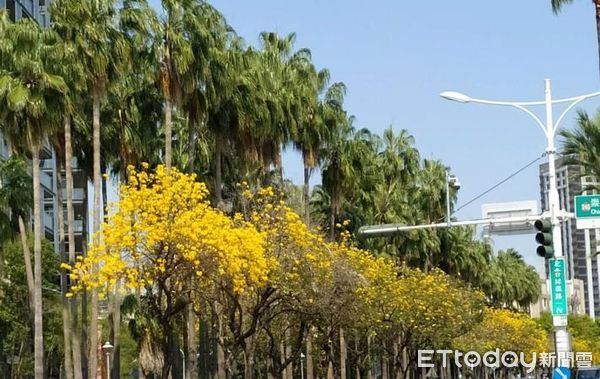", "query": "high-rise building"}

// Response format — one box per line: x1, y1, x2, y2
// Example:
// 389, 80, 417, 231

1, 0, 89, 258
539, 157, 600, 316
0, 0, 51, 26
